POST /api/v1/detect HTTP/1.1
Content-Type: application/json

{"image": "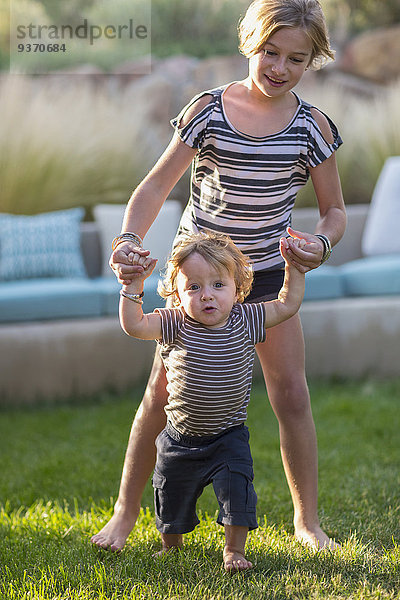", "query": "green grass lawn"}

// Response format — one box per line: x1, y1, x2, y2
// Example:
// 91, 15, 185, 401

1, 378, 399, 599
